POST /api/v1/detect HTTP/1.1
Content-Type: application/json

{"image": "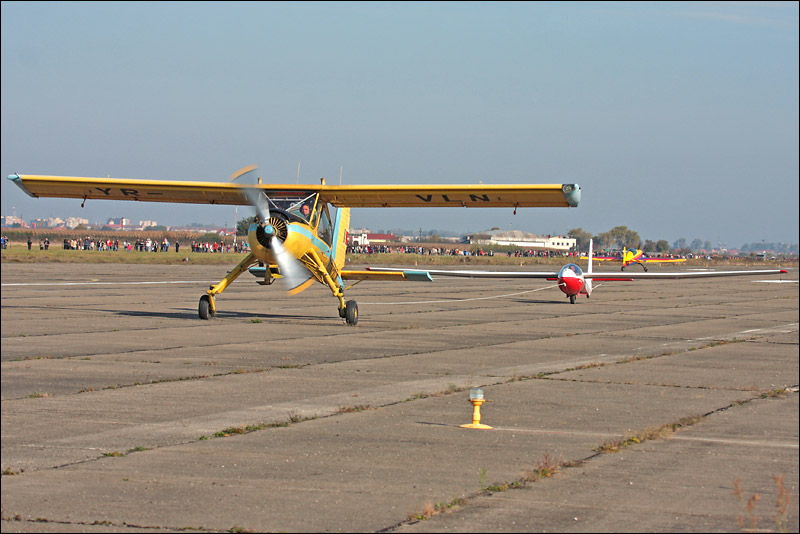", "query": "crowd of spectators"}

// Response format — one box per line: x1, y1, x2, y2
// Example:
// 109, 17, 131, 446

189, 240, 249, 253
11, 235, 576, 258
43, 236, 252, 253
347, 244, 576, 258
